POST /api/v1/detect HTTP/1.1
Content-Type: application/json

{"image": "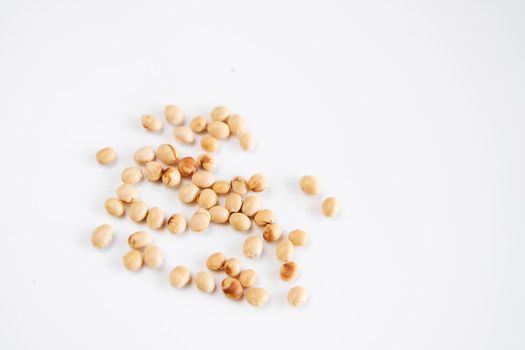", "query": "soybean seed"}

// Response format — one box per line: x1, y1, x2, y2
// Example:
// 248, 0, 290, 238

276, 239, 294, 262
322, 197, 339, 217
178, 183, 200, 203
169, 266, 191, 288
91, 224, 113, 249
104, 198, 124, 217
248, 173, 267, 192
156, 144, 178, 165
128, 231, 152, 250
146, 207, 165, 229
288, 229, 308, 246
189, 208, 210, 232
226, 114, 245, 136
123, 250, 143, 271
96, 147, 116, 165
224, 258, 241, 277
167, 213, 187, 234
128, 200, 148, 222
116, 184, 137, 204
299, 175, 320, 195
197, 189, 218, 209
143, 245, 163, 269
173, 126, 195, 144
211, 105, 230, 121
212, 180, 230, 195
254, 209, 275, 226
207, 121, 230, 139
230, 176, 248, 195
239, 269, 257, 288
121, 167, 143, 184
279, 261, 298, 281
209, 206, 230, 224
239, 133, 255, 151
141, 114, 163, 132
206, 252, 226, 271
144, 161, 164, 181
197, 154, 215, 171
221, 277, 243, 300
246, 287, 269, 306
225, 193, 243, 213
195, 271, 215, 293
200, 135, 218, 153
242, 236, 263, 259
164, 105, 184, 125
133, 146, 156, 164
287, 286, 307, 306
241, 195, 260, 217
192, 170, 215, 188
162, 167, 181, 187
263, 223, 282, 242
190, 116, 207, 133
229, 212, 251, 231
178, 157, 198, 177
